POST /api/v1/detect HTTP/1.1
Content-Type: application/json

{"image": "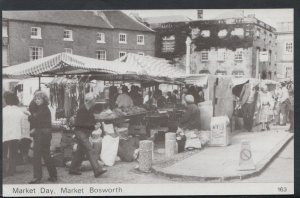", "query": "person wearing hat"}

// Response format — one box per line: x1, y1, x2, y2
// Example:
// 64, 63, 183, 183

257, 84, 274, 131
277, 82, 290, 126
115, 85, 134, 108
178, 95, 201, 131
177, 95, 201, 150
